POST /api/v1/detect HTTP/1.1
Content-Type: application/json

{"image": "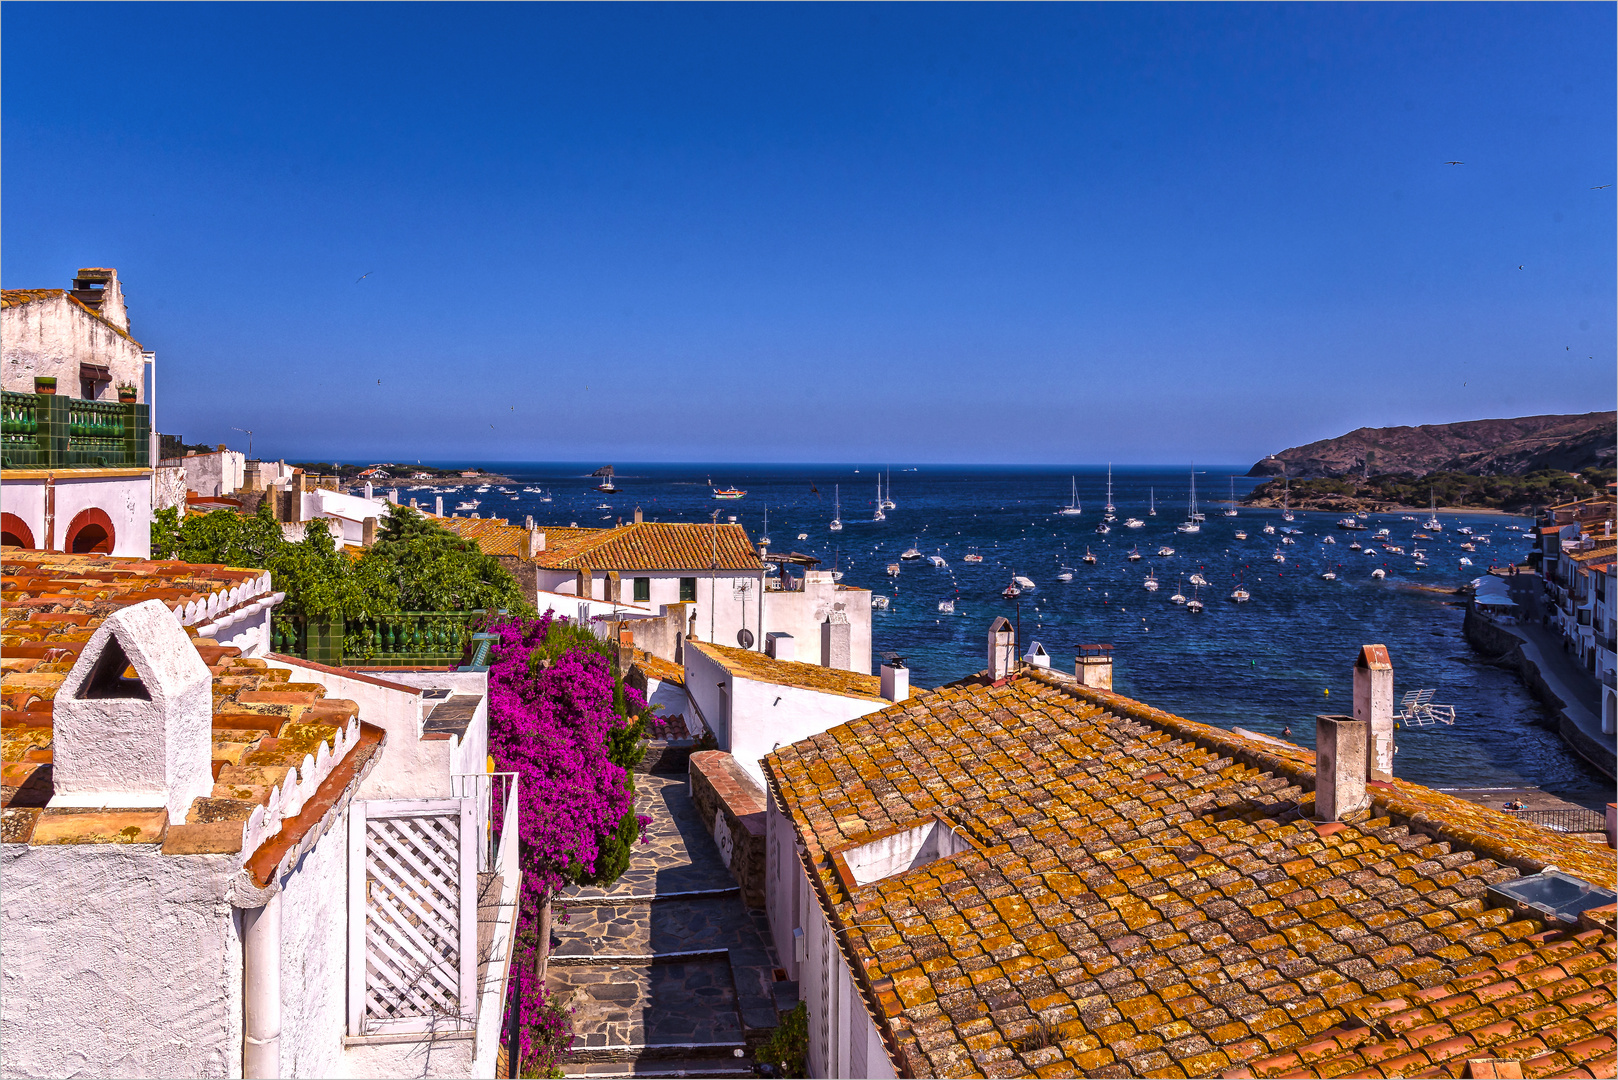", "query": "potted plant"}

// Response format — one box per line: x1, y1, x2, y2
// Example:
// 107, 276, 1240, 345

117, 383, 138, 403
33, 376, 56, 395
